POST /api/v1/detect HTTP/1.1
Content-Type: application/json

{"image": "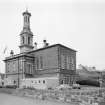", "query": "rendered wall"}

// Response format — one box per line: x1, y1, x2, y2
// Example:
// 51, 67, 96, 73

20, 77, 59, 89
